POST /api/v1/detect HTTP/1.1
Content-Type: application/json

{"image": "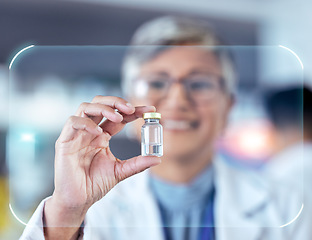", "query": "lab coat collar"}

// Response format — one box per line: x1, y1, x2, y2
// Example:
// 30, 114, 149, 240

124, 155, 270, 217
120, 156, 270, 240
